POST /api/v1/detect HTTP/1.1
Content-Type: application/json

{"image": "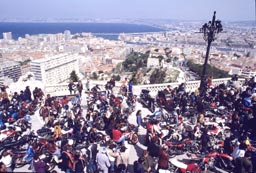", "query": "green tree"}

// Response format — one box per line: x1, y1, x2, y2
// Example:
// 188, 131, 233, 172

112, 75, 121, 81
92, 72, 98, 80
166, 58, 172, 63
187, 60, 230, 78
173, 57, 179, 62
149, 69, 166, 84
70, 70, 79, 82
